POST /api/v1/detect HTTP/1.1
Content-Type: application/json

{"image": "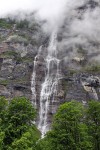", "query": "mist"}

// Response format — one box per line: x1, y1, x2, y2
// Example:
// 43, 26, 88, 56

0, 0, 66, 25
0, 0, 100, 62
56, 0, 100, 64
